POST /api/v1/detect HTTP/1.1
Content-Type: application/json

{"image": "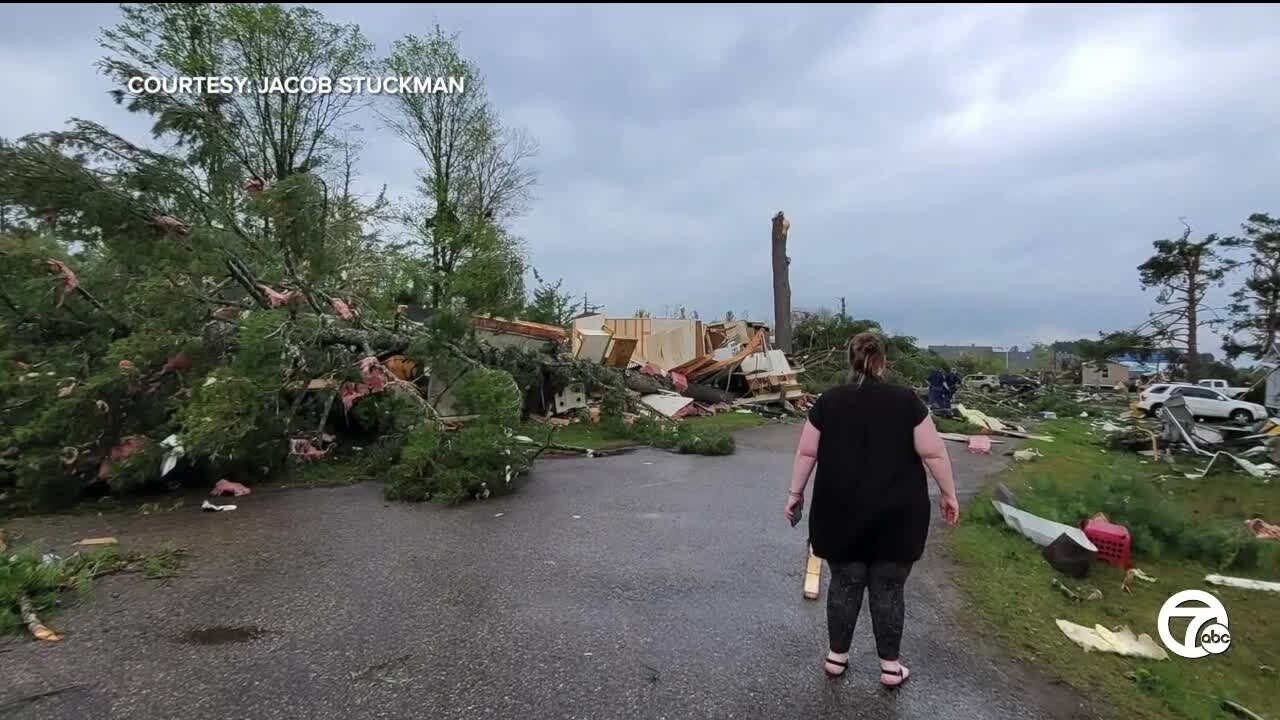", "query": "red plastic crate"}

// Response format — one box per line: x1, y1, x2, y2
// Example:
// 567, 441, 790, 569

1082, 517, 1131, 569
